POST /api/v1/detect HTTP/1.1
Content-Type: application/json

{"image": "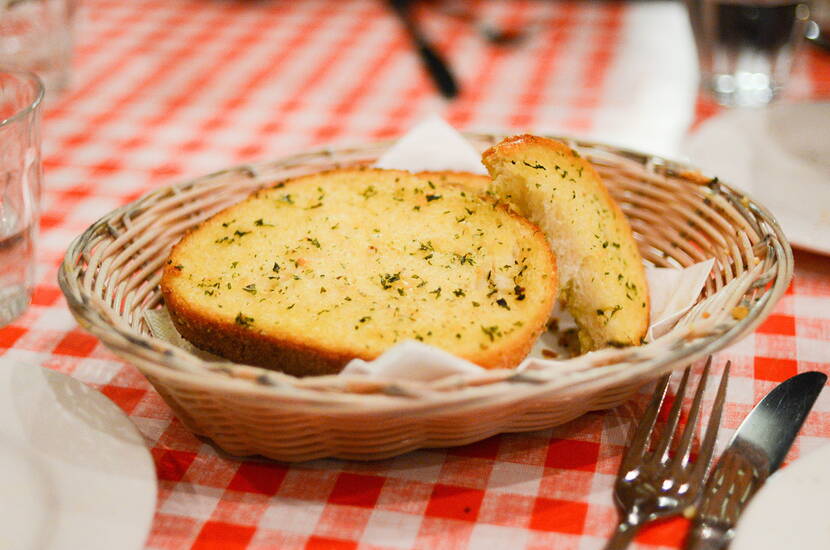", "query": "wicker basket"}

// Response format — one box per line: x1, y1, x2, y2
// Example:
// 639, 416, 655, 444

58, 135, 792, 462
